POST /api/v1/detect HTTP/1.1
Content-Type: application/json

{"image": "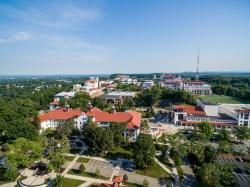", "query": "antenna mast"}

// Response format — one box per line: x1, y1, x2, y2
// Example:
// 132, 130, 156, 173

196, 47, 200, 81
